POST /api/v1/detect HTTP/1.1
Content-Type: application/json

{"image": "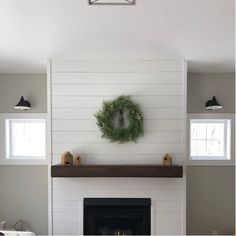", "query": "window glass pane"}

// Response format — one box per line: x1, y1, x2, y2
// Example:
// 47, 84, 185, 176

207, 123, 224, 141
206, 123, 224, 157
206, 140, 224, 157
10, 120, 45, 158
191, 123, 206, 139
191, 140, 206, 157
